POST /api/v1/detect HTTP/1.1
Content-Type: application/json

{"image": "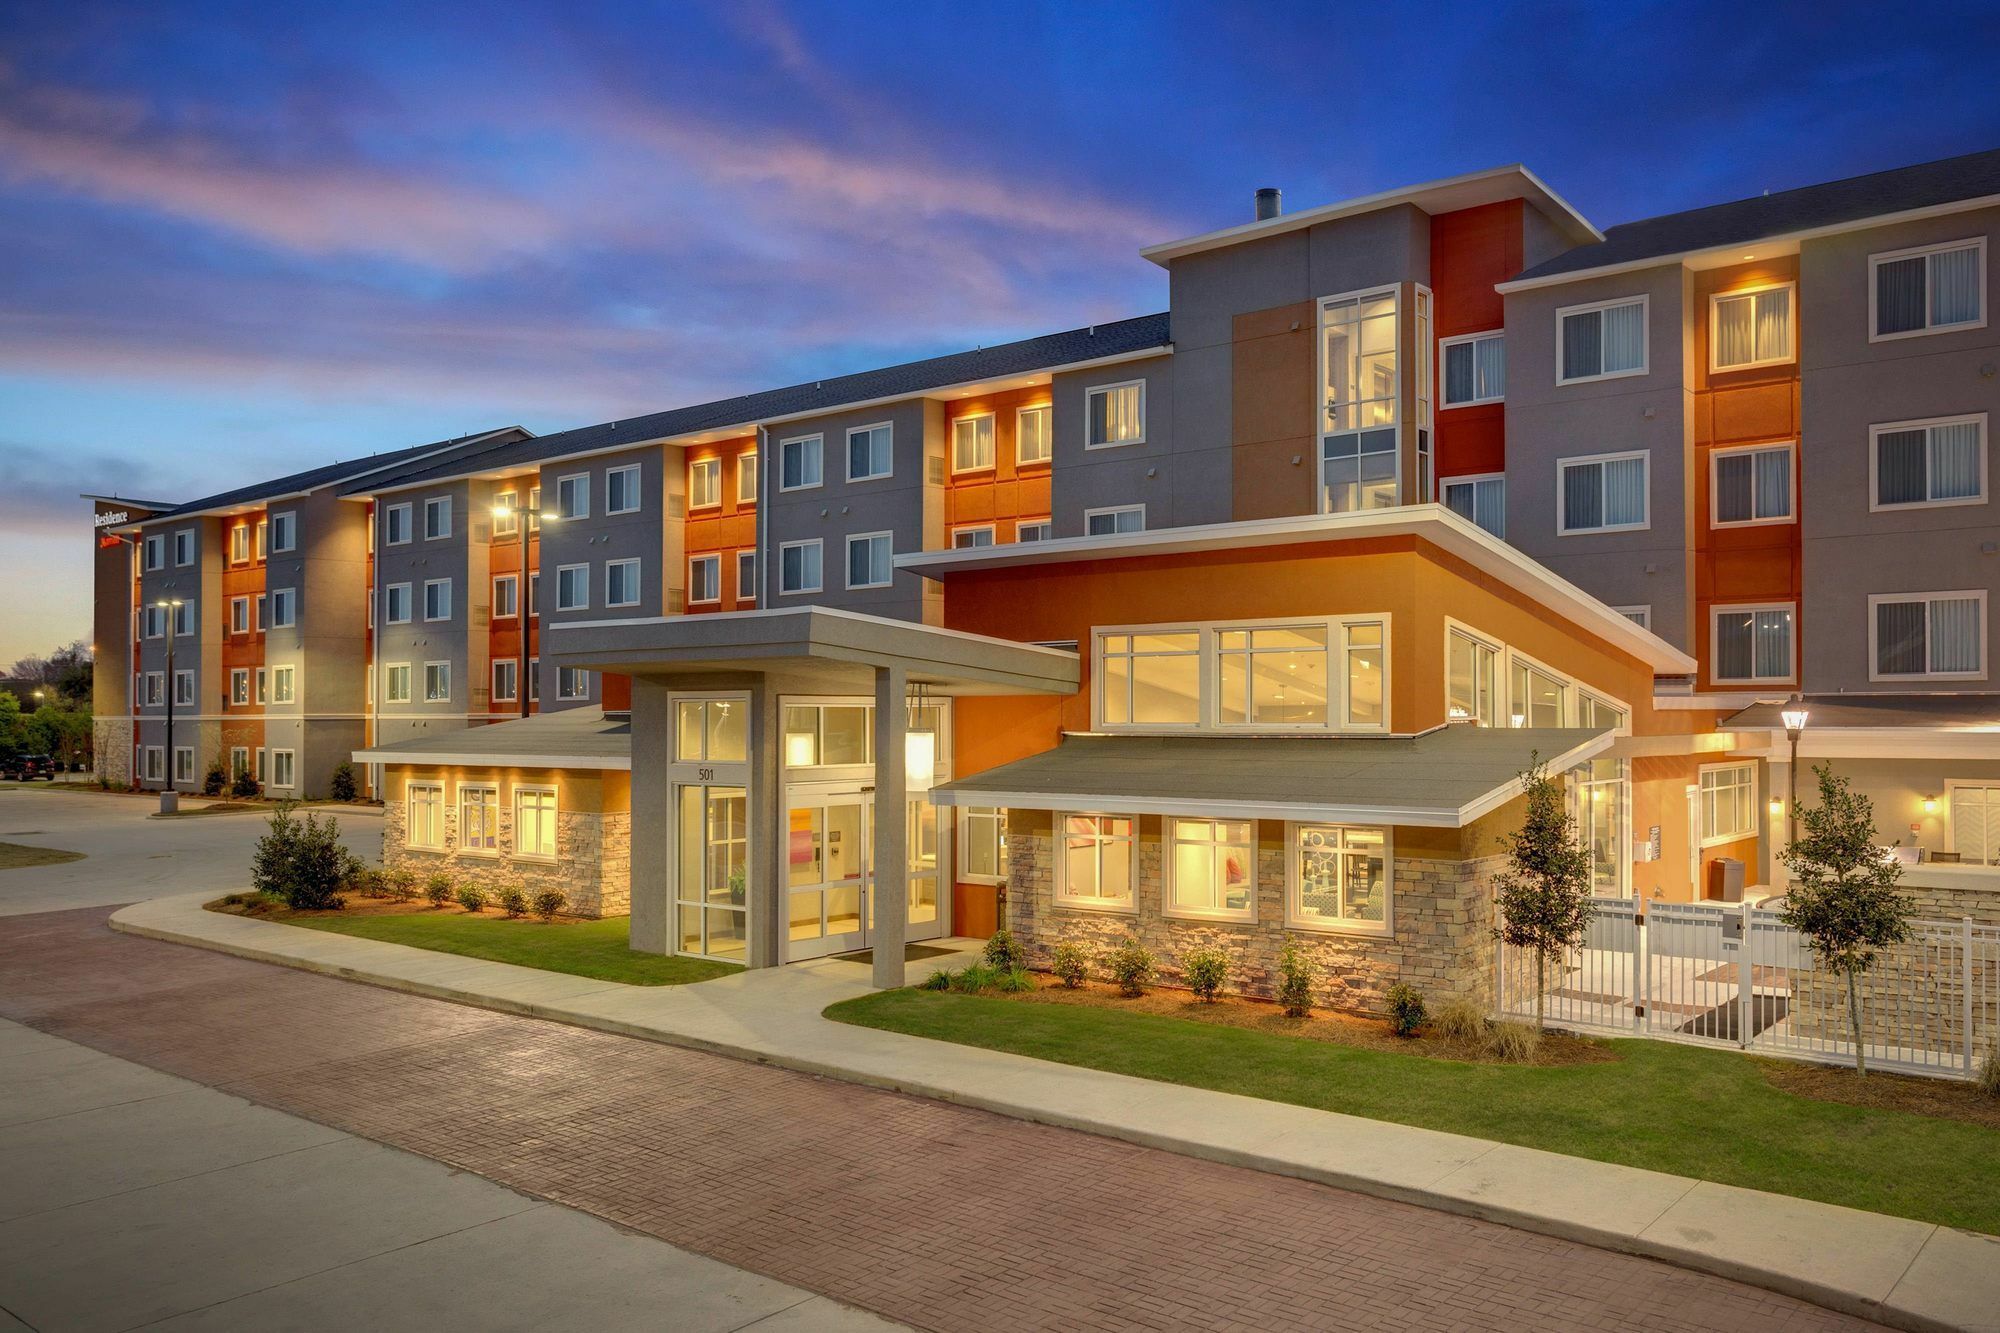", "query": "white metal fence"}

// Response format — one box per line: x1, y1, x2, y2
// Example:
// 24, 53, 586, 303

1495, 896, 2000, 1080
